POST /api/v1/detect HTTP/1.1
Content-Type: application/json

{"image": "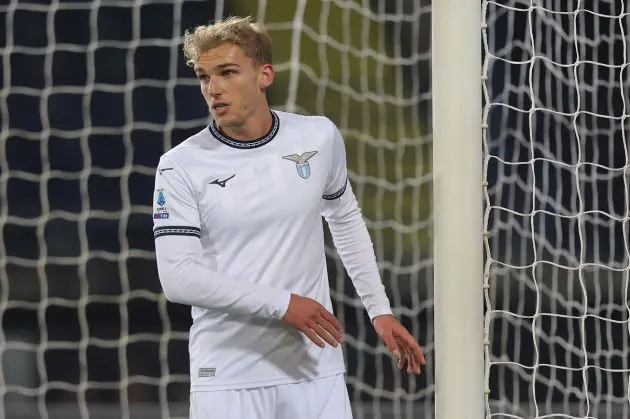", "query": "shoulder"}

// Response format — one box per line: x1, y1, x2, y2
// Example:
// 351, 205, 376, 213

158, 127, 213, 169
274, 110, 338, 137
